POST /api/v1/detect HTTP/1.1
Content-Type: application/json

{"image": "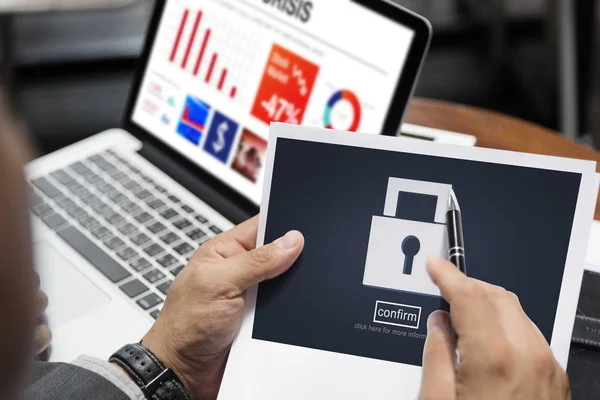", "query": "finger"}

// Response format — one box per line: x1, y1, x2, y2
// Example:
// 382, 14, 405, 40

36, 290, 49, 317
427, 256, 469, 304
420, 311, 456, 400
222, 230, 304, 291
33, 325, 52, 355
196, 216, 260, 261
